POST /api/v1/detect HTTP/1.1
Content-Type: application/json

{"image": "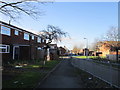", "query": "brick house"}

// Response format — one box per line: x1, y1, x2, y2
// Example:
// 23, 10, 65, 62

96, 41, 120, 60
0, 21, 46, 63
72, 49, 83, 55
58, 46, 67, 56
